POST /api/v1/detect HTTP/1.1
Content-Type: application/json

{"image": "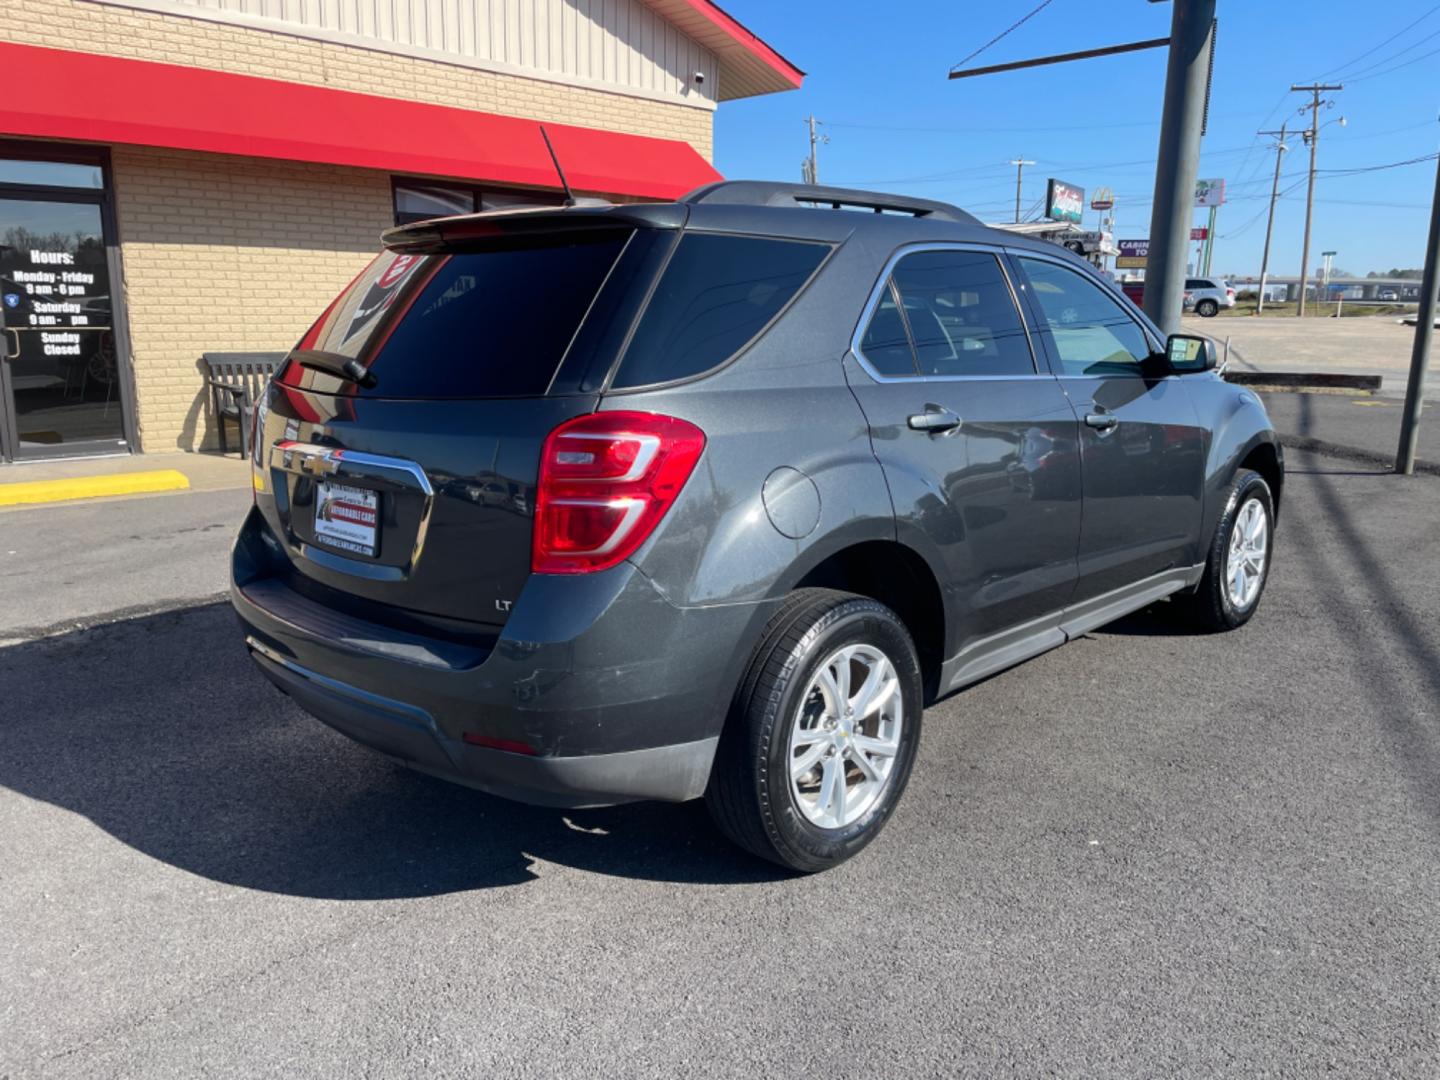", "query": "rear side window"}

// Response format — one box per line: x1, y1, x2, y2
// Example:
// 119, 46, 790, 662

857, 249, 1034, 378
859, 282, 917, 376
611, 233, 829, 389
889, 250, 1034, 377
300, 231, 631, 398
